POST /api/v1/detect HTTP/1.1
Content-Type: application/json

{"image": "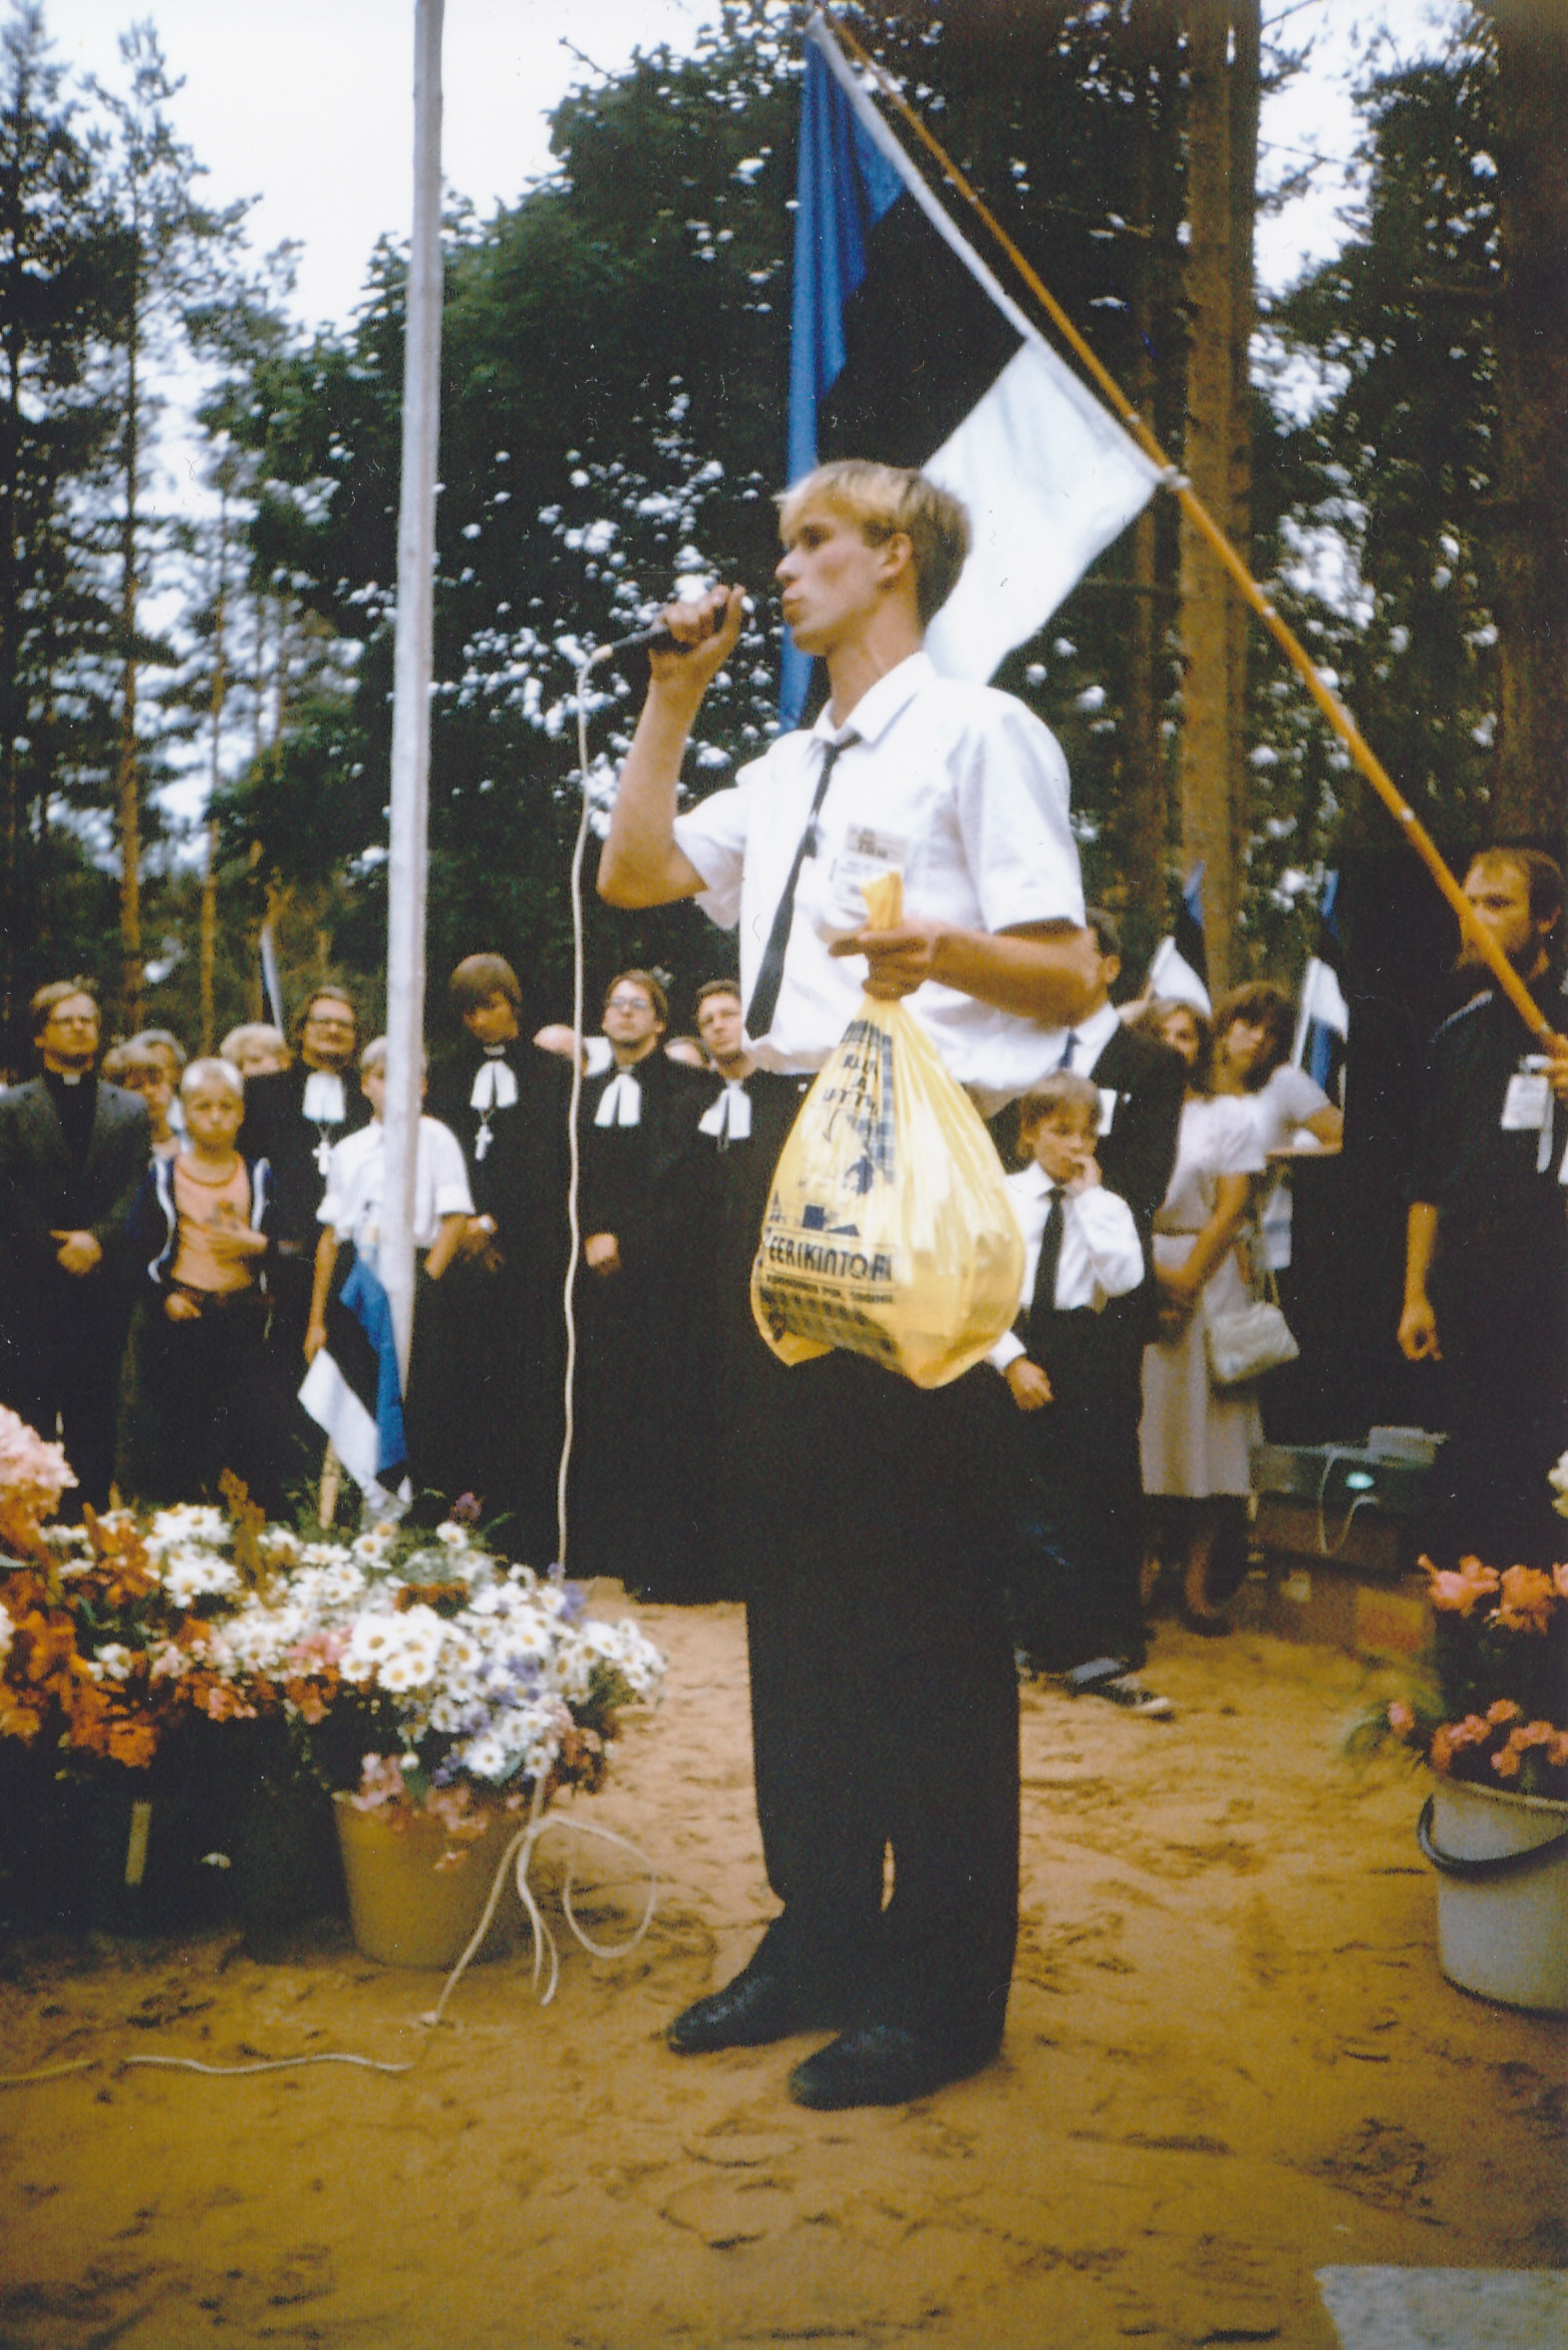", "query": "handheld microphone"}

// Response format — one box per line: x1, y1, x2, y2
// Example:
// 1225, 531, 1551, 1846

600, 591, 747, 659
604, 620, 680, 655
